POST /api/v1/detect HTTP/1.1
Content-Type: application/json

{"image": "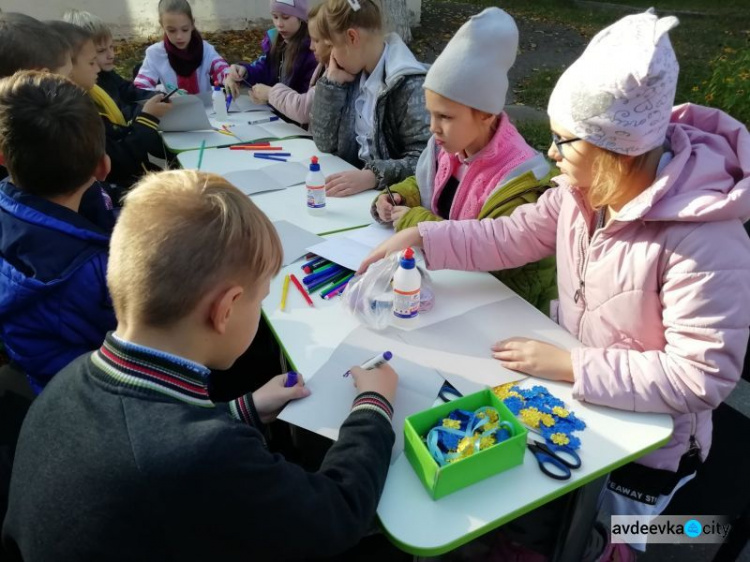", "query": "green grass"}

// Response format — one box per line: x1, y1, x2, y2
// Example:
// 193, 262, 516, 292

516, 120, 553, 154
